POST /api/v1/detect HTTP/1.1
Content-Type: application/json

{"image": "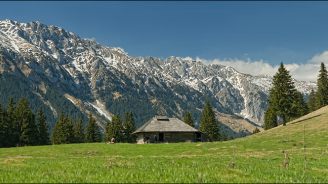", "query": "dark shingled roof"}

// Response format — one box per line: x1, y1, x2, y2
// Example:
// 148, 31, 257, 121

133, 116, 199, 134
